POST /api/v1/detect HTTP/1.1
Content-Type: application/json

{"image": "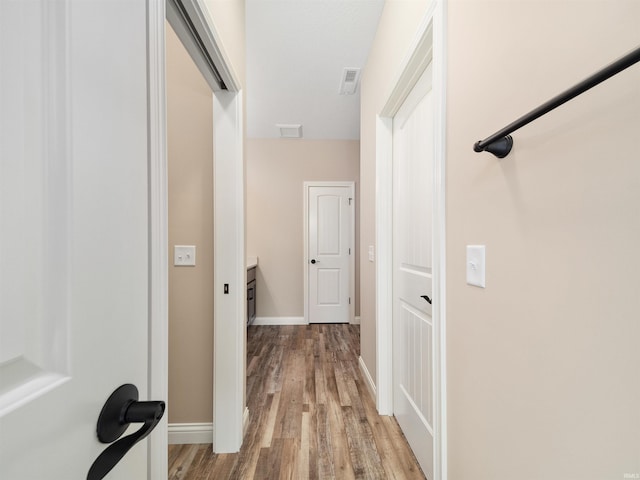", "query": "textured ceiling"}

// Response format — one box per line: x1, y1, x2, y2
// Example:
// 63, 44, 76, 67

246, 0, 384, 140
